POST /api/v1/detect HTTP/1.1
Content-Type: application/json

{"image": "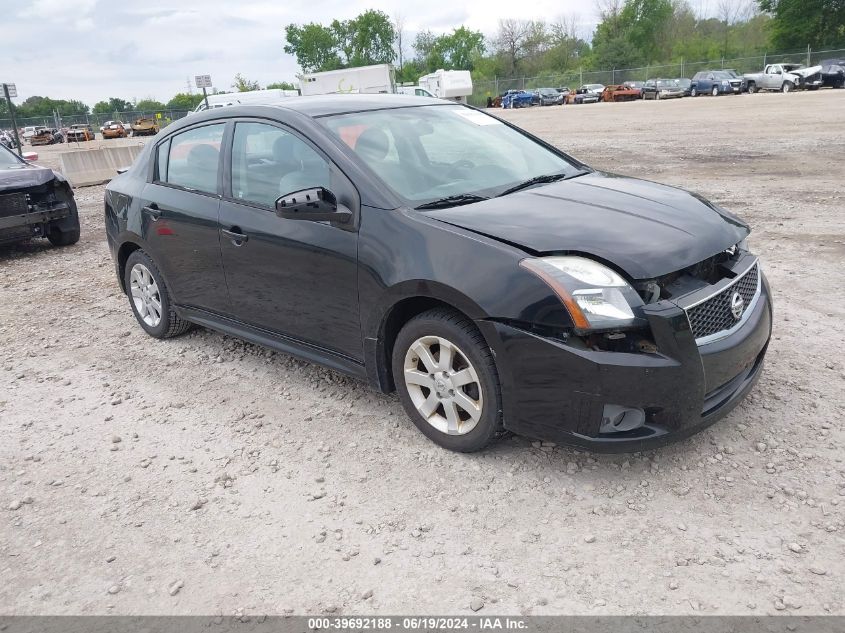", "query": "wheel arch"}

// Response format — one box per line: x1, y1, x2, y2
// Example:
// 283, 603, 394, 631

116, 240, 143, 293
364, 283, 490, 394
